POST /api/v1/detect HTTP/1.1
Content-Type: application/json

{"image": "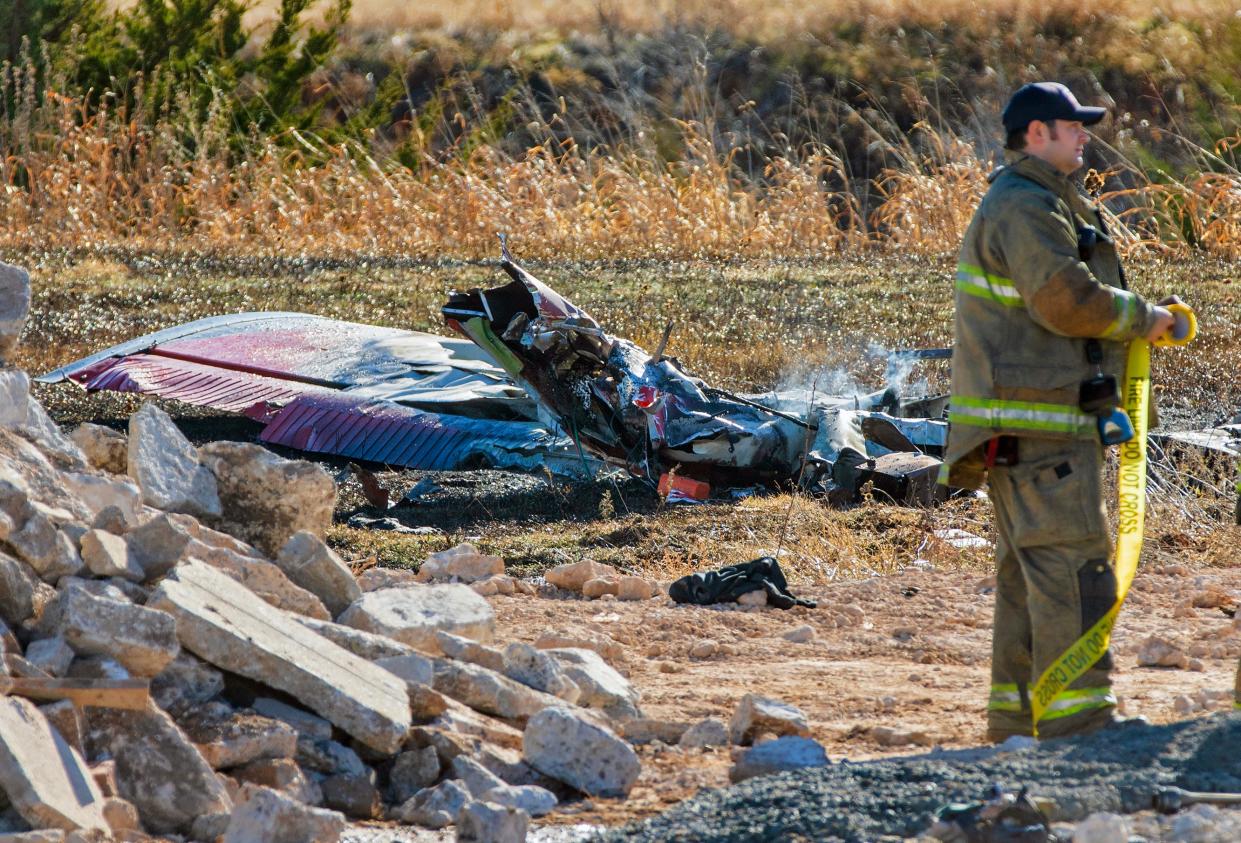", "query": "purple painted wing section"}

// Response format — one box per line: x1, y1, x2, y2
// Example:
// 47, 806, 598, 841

39, 311, 536, 419
76, 352, 323, 420
259, 393, 557, 470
